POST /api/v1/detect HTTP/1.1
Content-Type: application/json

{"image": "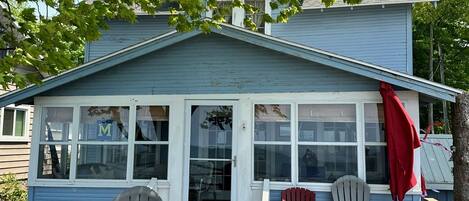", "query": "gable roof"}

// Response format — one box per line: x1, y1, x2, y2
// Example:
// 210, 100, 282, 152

420, 134, 453, 190
302, 0, 437, 9
0, 23, 462, 107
